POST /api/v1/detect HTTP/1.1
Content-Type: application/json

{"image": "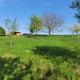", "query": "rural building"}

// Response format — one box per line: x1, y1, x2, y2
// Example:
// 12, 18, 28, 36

8, 32, 21, 36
